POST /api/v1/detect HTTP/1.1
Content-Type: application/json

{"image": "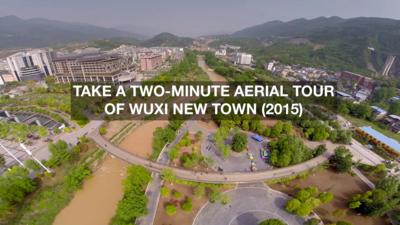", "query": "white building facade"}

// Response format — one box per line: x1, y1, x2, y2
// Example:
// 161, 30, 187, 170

234, 53, 253, 65
6, 49, 53, 81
